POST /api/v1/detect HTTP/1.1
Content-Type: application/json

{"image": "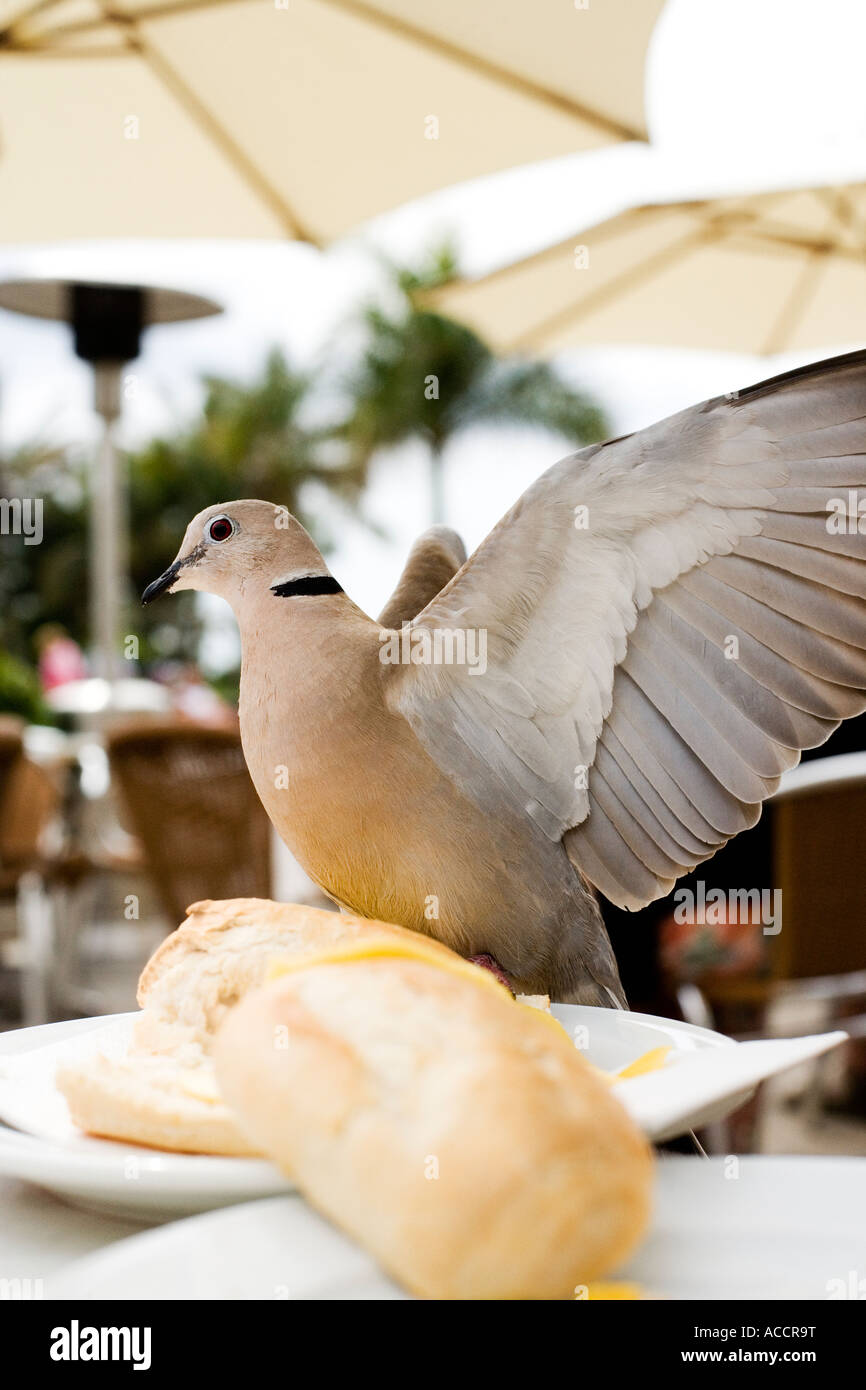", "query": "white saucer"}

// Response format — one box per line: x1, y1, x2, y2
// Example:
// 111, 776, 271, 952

0, 1016, 291, 1220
